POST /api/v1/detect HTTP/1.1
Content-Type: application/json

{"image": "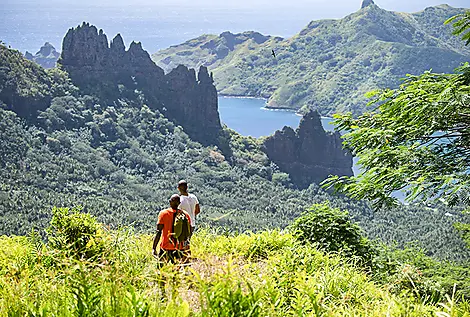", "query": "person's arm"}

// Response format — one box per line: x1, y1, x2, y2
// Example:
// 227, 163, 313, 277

194, 195, 200, 216
152, 224, 164, 255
